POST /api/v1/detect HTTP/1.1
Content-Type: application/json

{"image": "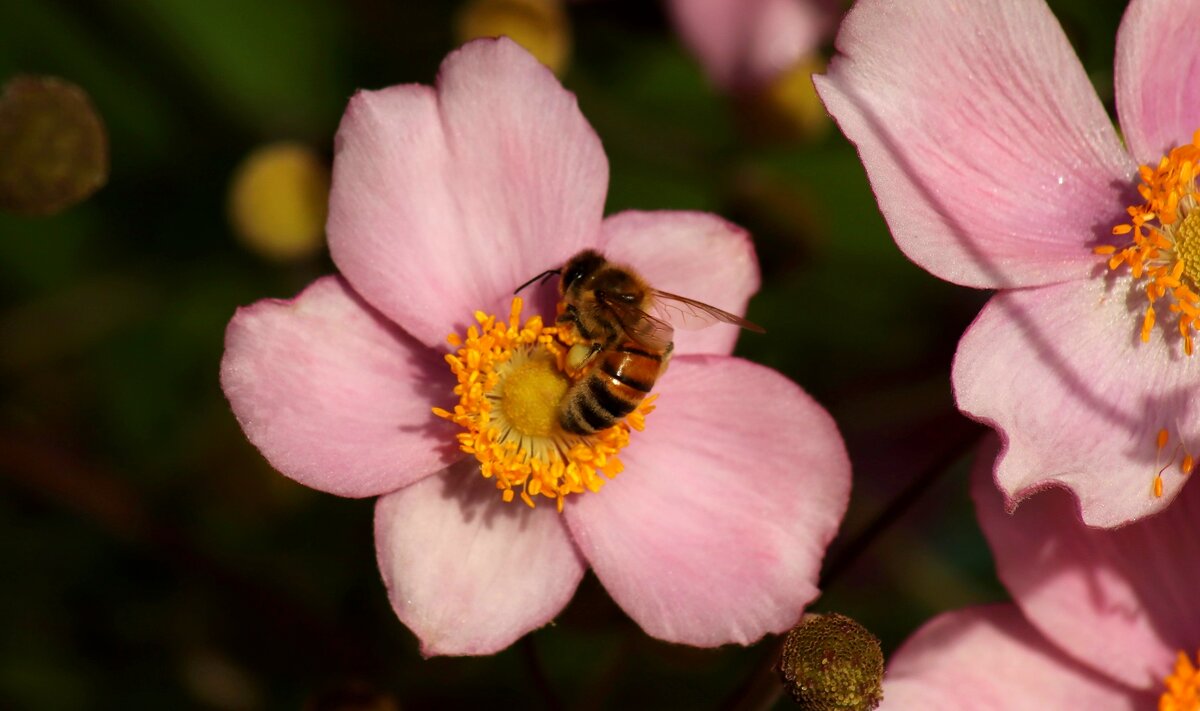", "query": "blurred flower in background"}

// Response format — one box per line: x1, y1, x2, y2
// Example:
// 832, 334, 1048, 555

227, 141, 330, 262
816, 0, 1200, 526
668, 0, 840, 141
456, 0, 571, 75
221, 38, 851, 656
0, 75, 108, 216
880, 438, 1198, 709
